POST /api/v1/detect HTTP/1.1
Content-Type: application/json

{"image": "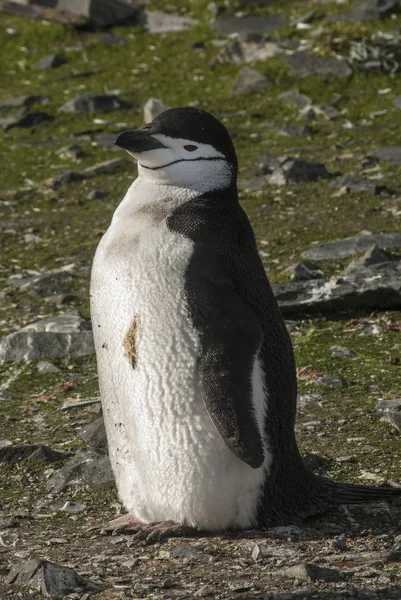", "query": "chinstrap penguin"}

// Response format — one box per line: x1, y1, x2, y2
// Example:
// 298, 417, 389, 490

90, 107, 401, 540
